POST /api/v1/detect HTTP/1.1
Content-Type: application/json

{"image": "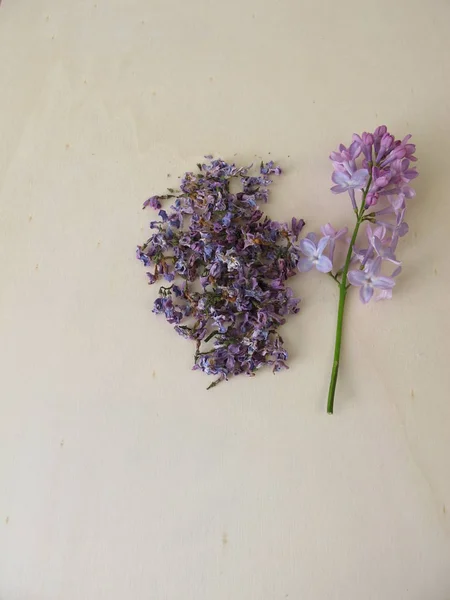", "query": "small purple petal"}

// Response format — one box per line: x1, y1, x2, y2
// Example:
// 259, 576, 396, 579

298, 257, 313, 272
143, 195, 162, 210
299, 238, 316, 258
317, 236, 330, 255
347, 270, 367, 286
371, 257, 383, 276
360, 285, 373, 303
397, 222, 409, 237
349, 169, 369, 188
402, 186, 416, 198
372, 237, 384, 255
332, 171, 350, 185
375, 289, 393, 301
331, 184, 348, 194
372, 276, 395, 290
316, 255, 333, 273
321, 223, 335, 237
349, 140, 361, 159
375, 175, 390, 187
